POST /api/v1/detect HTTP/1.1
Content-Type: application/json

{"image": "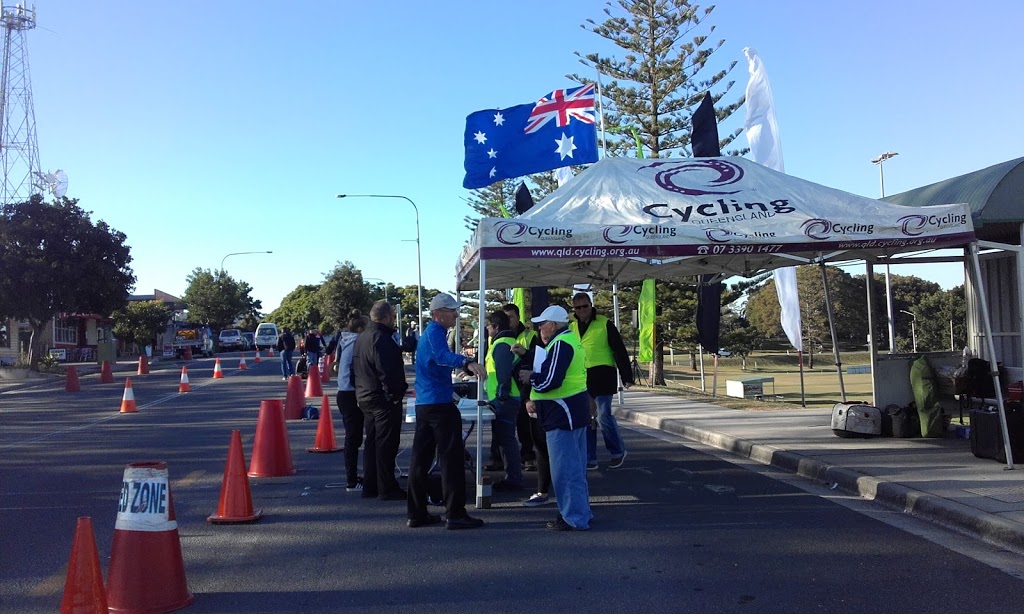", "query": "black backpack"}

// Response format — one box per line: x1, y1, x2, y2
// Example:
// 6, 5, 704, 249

966, 358, 996, 400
